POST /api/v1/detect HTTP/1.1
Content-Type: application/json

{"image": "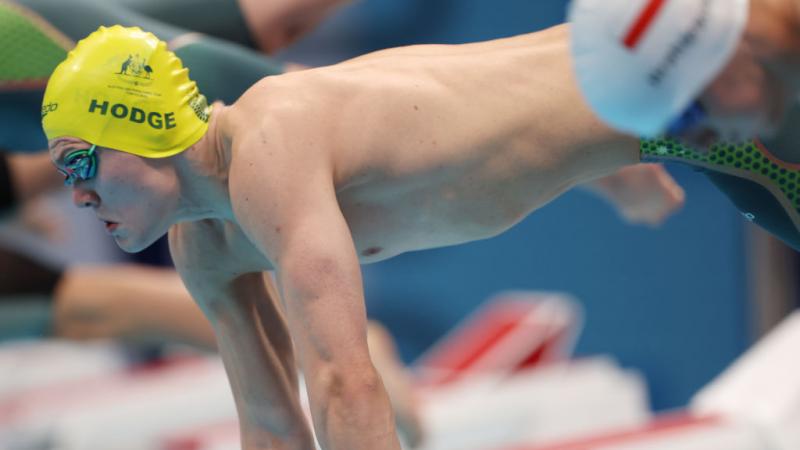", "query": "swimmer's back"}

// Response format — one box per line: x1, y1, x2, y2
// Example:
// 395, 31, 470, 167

221, 26, 638, 255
